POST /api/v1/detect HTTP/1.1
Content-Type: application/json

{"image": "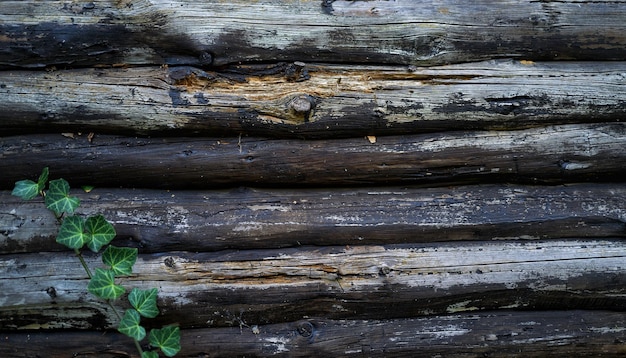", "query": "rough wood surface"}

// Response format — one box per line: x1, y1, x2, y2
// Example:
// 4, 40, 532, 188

1, 0, 625, 69
2, 1, 626, 356
2, 311, 626, 357
2, 184, 625, 254
2, 123, 626, 189
2, 240, 626, 331
1, 61, 625, 137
